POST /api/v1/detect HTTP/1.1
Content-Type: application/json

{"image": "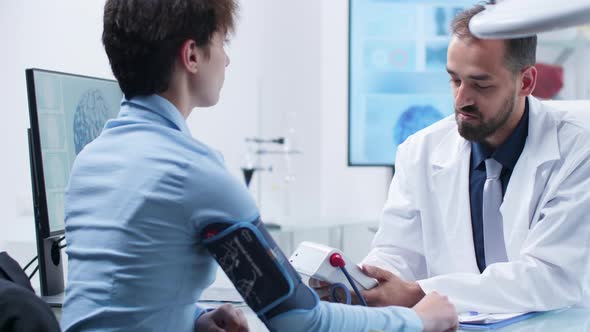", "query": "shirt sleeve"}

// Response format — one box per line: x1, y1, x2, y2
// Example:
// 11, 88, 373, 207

268, 301, 423, 332
362, 140, 428, 281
